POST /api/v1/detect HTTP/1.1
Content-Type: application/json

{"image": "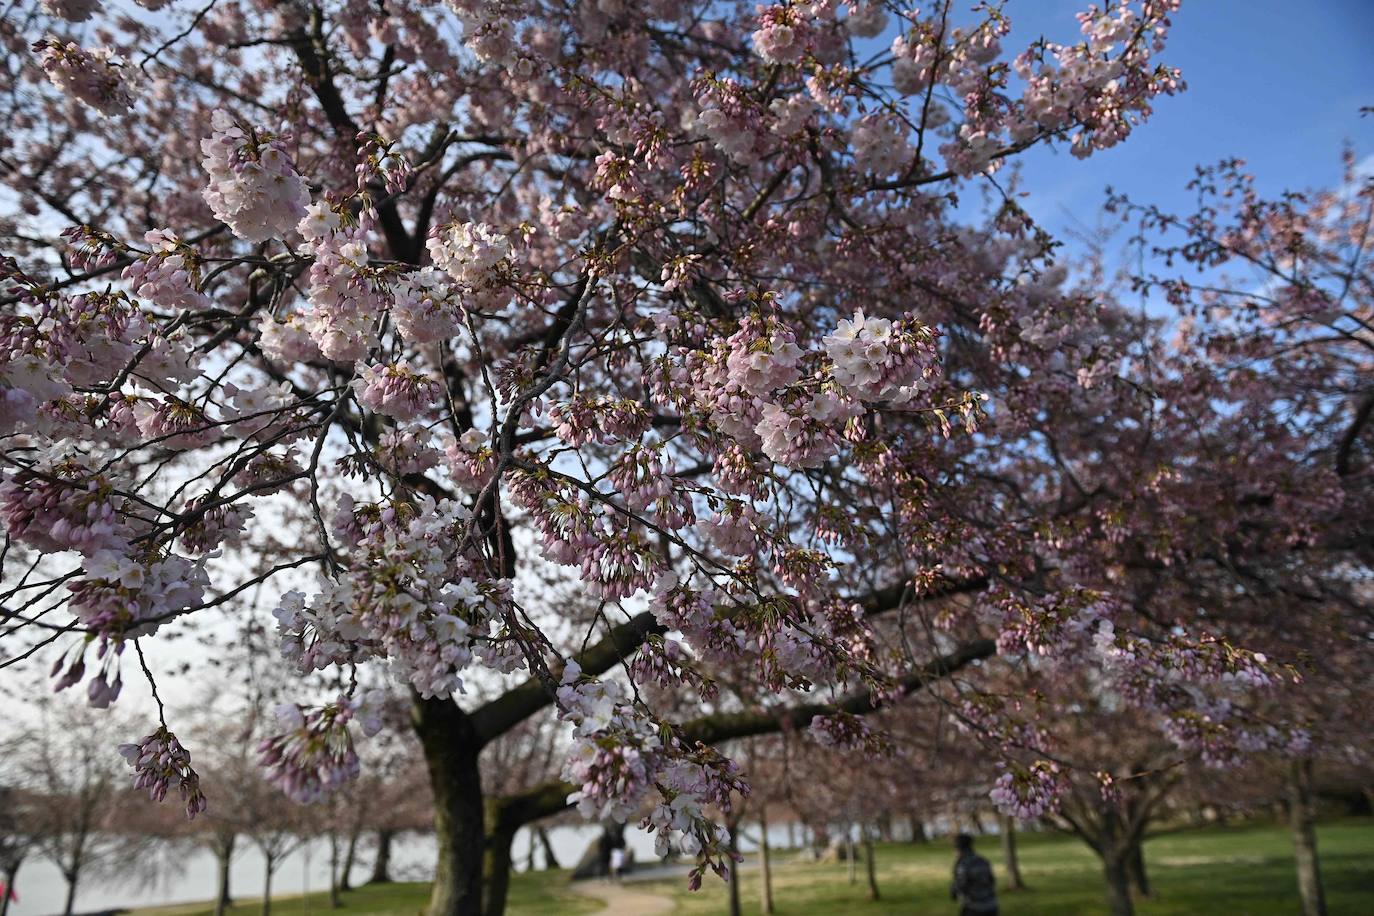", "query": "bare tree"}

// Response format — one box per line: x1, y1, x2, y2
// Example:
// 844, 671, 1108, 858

7, 701, 149, 916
